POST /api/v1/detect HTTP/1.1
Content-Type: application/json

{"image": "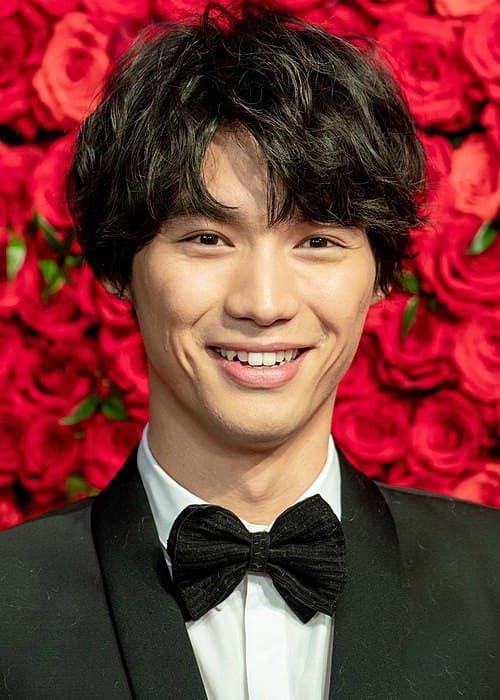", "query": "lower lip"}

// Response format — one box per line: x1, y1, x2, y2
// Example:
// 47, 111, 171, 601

208, 348, 309, 388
